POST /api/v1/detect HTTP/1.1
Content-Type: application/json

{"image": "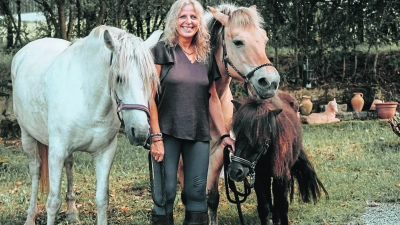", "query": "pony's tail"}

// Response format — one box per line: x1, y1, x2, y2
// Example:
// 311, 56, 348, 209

290, 149, 329, 203
38, 142, 49, 194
